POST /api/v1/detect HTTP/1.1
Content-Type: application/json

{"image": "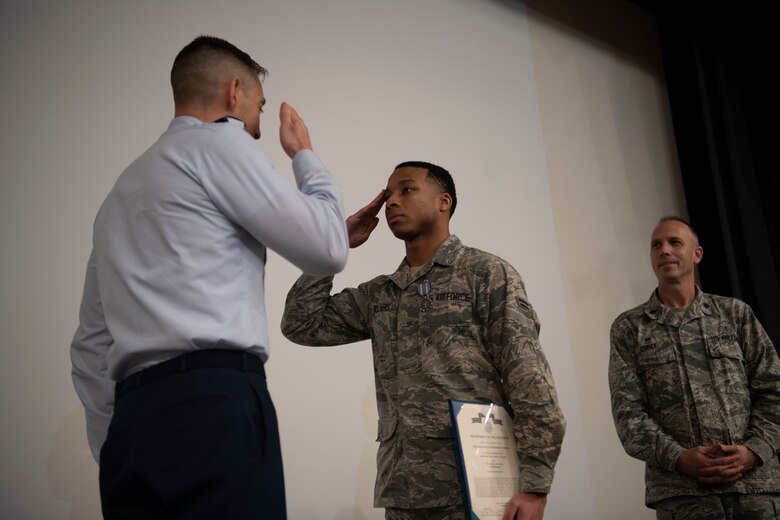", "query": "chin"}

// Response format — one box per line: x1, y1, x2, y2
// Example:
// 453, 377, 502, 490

390, 227, 415, 241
